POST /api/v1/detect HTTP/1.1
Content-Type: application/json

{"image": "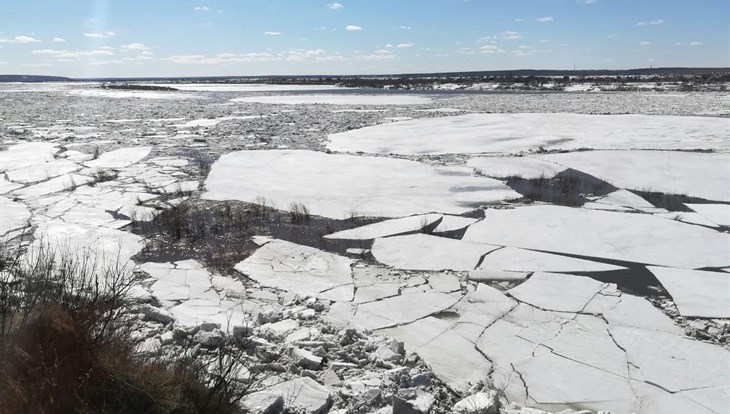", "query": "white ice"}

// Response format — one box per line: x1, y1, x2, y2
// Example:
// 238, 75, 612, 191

234, 239, 353, 297
538, 150, 730, 202
467, 156, 566, 179
328, 113, 730, 155
647, 266, 730, 318
203, 150, 519, 219
324, 214, 442, 240
476, 247, 626, 273
686, 203, 730, 226
231, 94, 432, 105
507, 272, 607, 312
371, 233, 500, 271
0, 197, 31, 236
463, 205, 730, 269
85, 147, 153, 170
